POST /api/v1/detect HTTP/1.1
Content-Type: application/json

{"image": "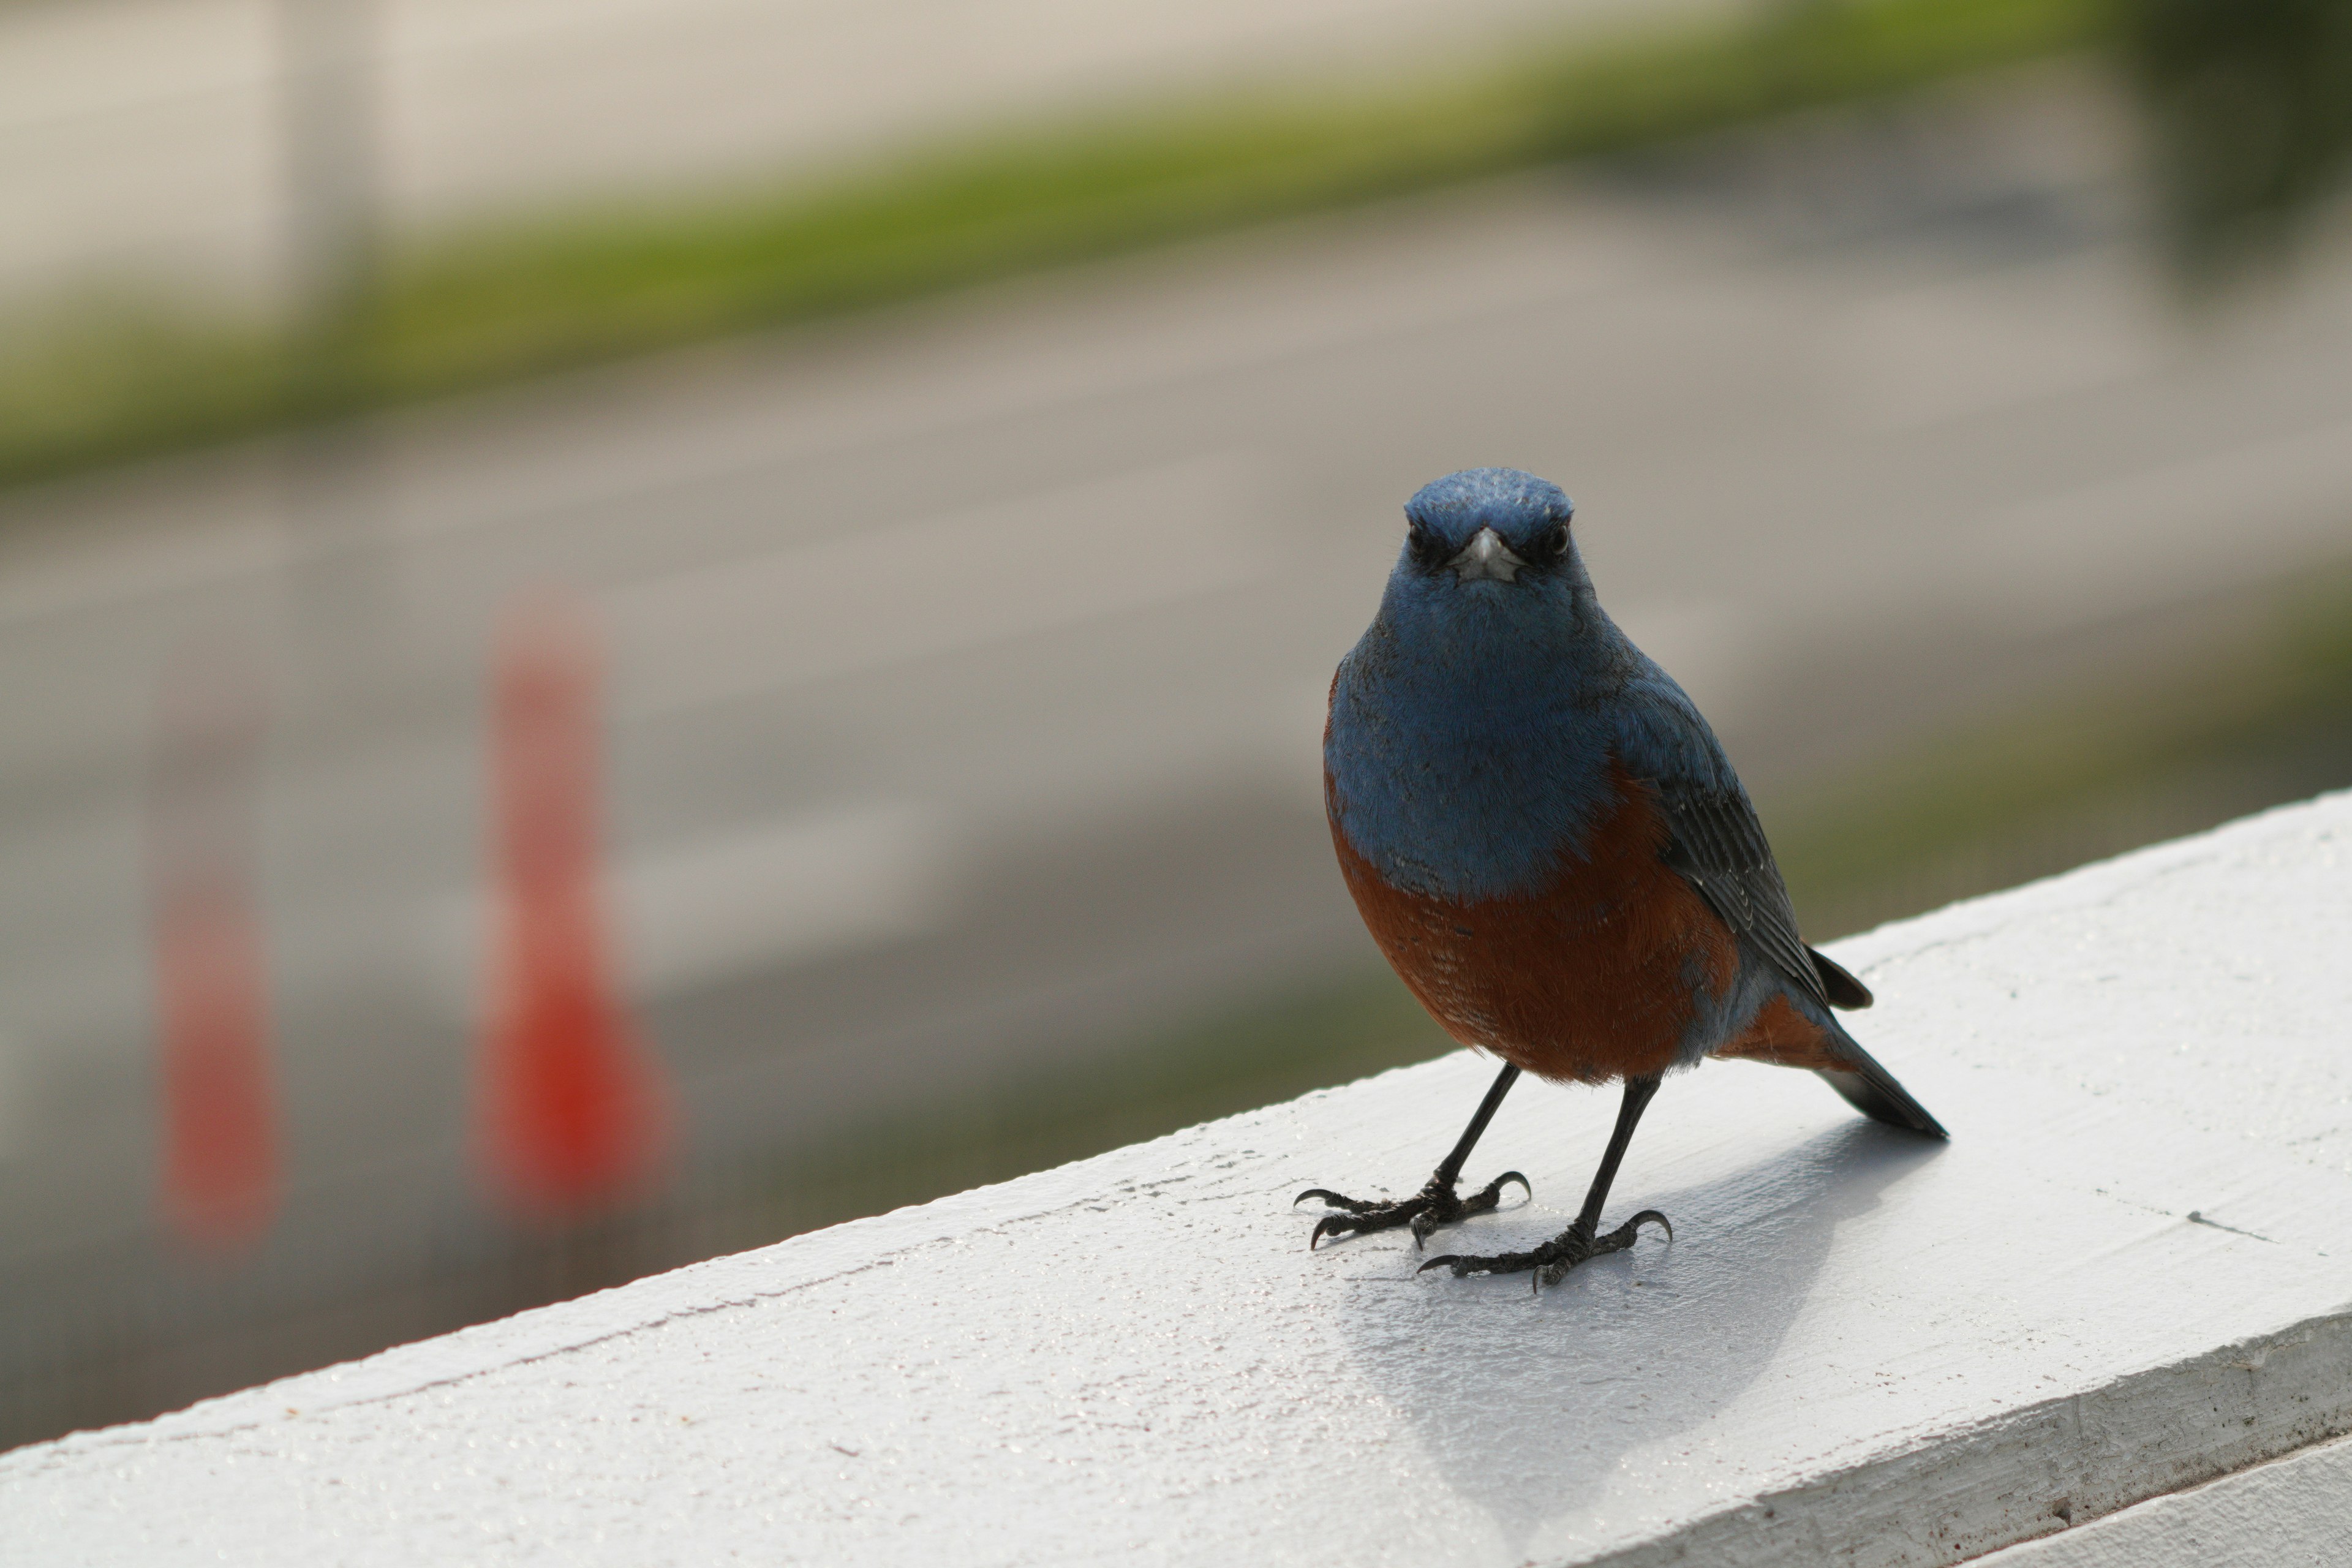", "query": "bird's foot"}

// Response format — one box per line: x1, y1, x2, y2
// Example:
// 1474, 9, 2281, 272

1294, 1170, 1529, 1250
1419, 1210, 1672, 1293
